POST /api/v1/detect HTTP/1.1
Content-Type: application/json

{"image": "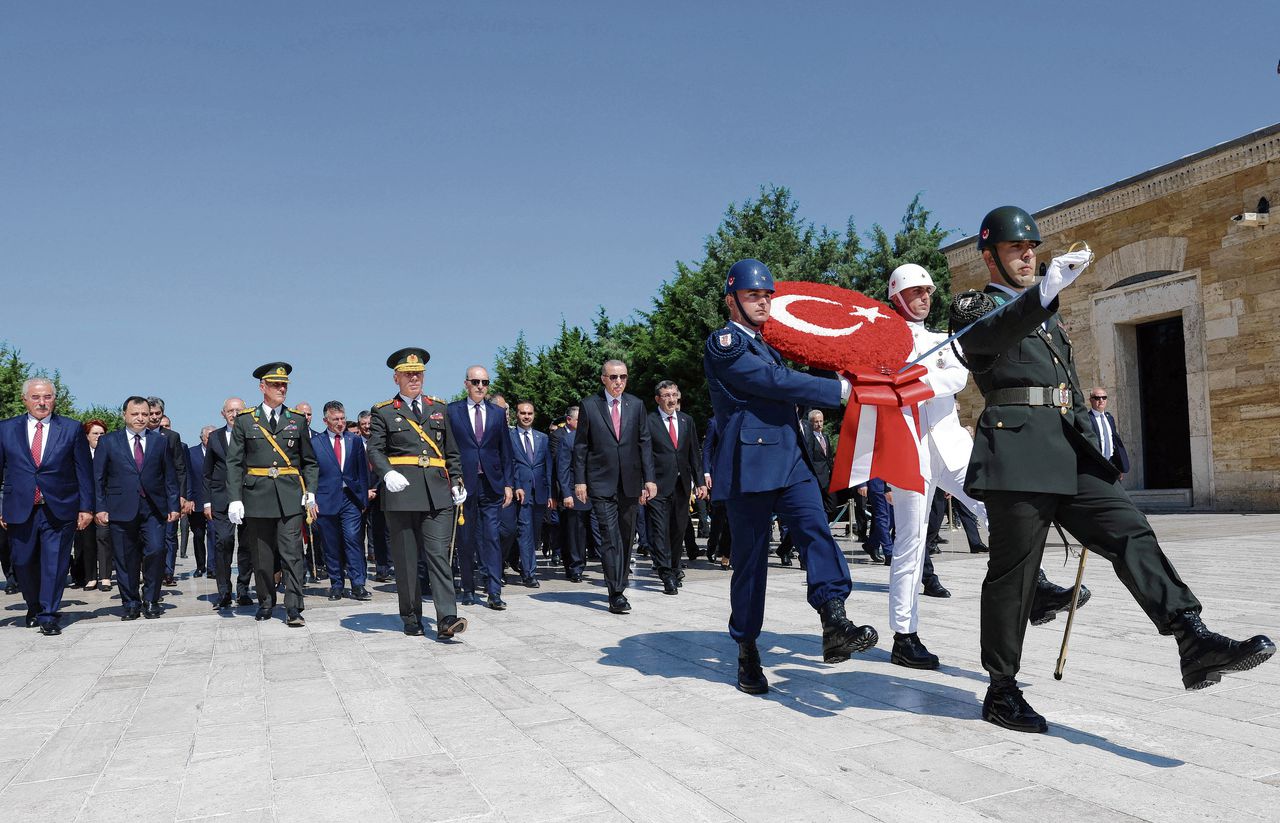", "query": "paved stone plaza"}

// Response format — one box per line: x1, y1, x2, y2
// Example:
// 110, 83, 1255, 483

0, 513, 1277, 822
